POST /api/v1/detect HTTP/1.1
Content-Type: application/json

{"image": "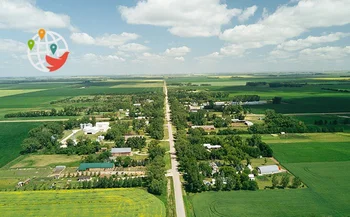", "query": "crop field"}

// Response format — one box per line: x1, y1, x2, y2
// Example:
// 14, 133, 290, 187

0, 80, 162, 120
10, 154, 82, 168
0, 89, 45, 98
167, 75, 350, 114
0, 188, 166, 217
270, 142, 350, 163
0, 122, 42, 168
190, 133, 350, 217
